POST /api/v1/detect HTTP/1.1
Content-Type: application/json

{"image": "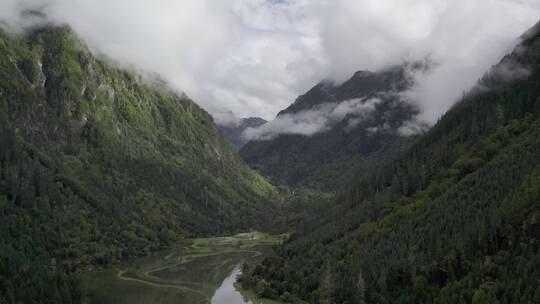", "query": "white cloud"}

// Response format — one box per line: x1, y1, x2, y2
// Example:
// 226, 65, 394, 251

366, 122, 391, 134
397, 119, 430, 136
0, 0, 325, 123
318, 0, 540, 124
242, 97, 381, 140
1, 0, 539, 125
